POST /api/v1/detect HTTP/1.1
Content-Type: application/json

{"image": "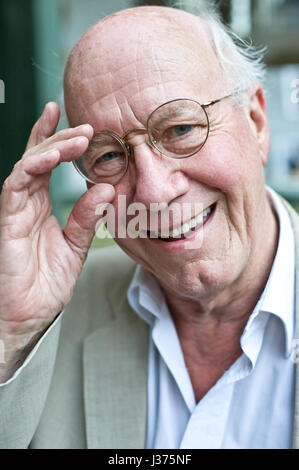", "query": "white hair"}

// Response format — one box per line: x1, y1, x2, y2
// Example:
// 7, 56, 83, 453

172, 0, 267, 100
206, 15, 266, 93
